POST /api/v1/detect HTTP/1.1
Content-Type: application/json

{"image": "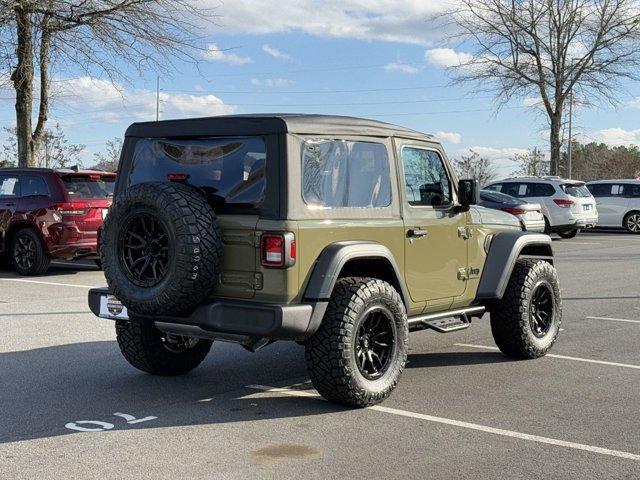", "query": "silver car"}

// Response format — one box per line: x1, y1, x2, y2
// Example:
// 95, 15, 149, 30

479, 189, 546, 232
